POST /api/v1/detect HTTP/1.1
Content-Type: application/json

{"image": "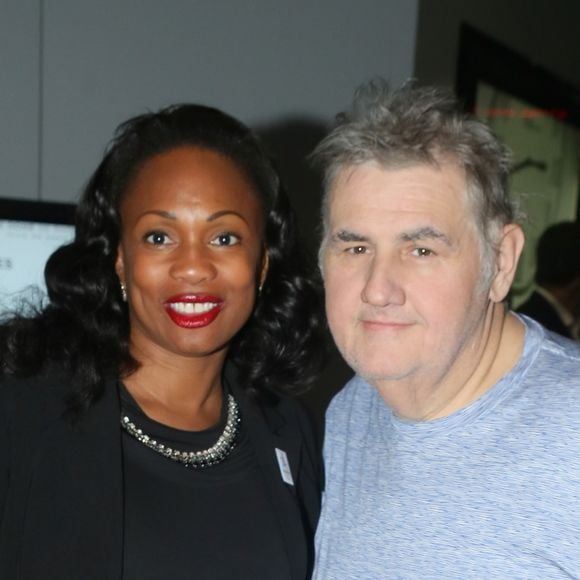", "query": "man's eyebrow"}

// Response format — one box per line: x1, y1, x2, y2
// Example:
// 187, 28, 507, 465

399, 226, 451, 245
332, 229, 370, 243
